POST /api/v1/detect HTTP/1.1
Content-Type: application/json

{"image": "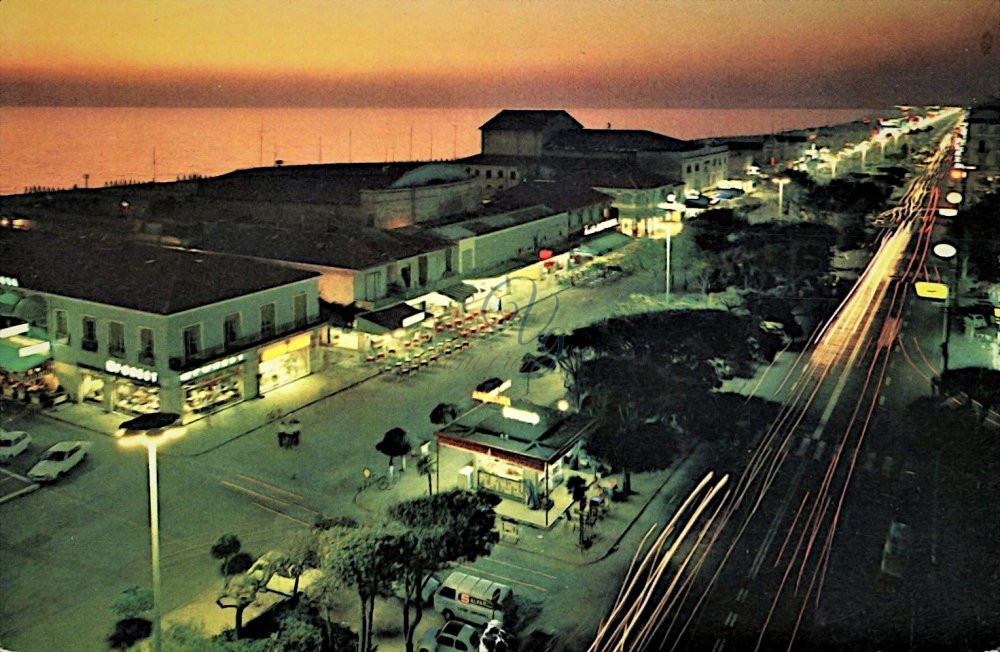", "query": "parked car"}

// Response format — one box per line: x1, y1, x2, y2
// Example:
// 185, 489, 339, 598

28, 441, 88, 482
246, 550, 323, 598
418, 621, 481, 652
0, 428, 32, 462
